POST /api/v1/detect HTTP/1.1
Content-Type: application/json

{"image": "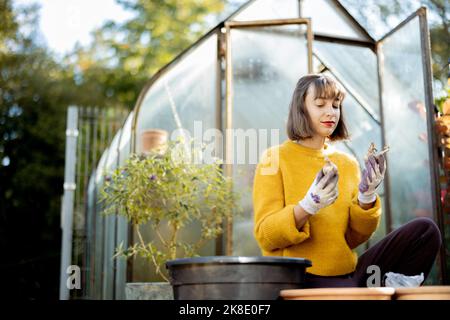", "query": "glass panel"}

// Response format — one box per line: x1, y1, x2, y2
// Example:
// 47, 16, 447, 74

114, 217, 128, 300
93, 148, 109, 299
95, 148, 110, 184
302, 0, 370, 40
232, 0, 299, 21
118, 112, 133, 165
132, 34, 218, 281
102, 130, 121, 300
135, 34, 218, 153
85, 172, 96, 298
379, 14, 440, 284
314, 41, 380, 120
230, 24, 309, 255
323, 72, 385, 247
232, 0, 370, 41
115, 112, 133, 299
105, 129, 121, 171
324, 73, 382, 166
102, 214, 115, 299
313, 55, 325, 73
379, 16, 434, 228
